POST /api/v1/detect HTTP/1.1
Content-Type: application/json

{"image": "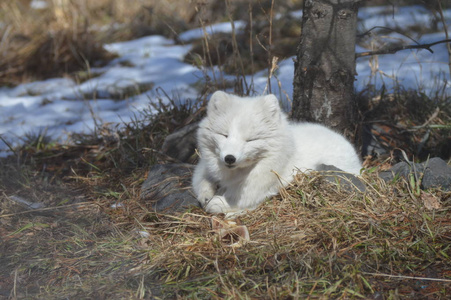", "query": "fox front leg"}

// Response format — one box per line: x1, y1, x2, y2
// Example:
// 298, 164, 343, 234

192, 160, 216, 206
